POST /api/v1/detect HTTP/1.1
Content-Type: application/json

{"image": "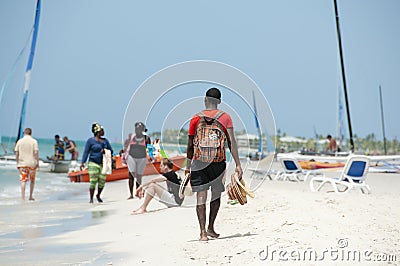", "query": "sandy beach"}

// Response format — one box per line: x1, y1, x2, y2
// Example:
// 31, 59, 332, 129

2, 160, 400, 265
